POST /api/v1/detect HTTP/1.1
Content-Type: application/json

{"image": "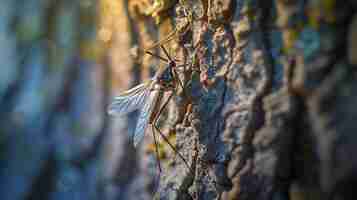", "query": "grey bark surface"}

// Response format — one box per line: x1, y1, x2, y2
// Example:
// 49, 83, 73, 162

1, 0, 357, 200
